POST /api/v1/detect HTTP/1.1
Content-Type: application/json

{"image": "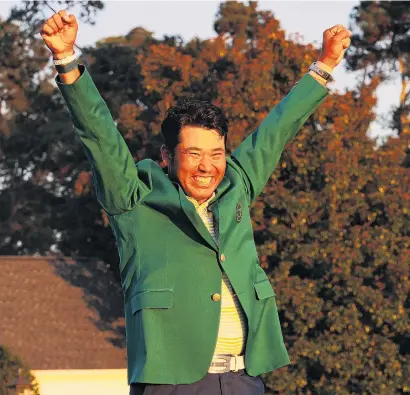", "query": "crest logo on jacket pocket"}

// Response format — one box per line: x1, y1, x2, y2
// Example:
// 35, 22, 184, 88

236, 202, 243, 223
